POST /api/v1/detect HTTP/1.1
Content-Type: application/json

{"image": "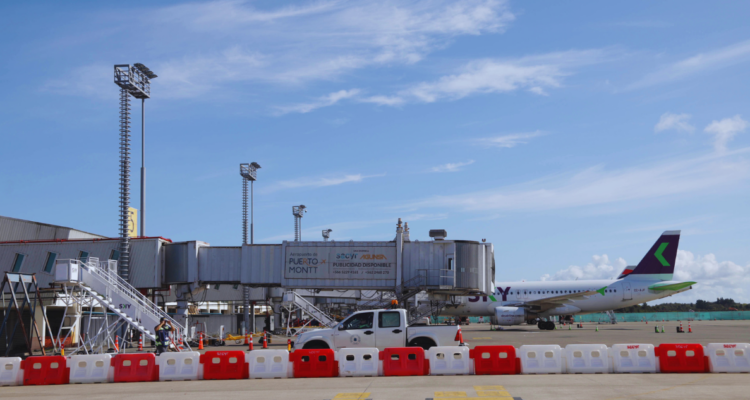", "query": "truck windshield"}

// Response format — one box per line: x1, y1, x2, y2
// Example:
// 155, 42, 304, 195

341, 312, 374, 330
